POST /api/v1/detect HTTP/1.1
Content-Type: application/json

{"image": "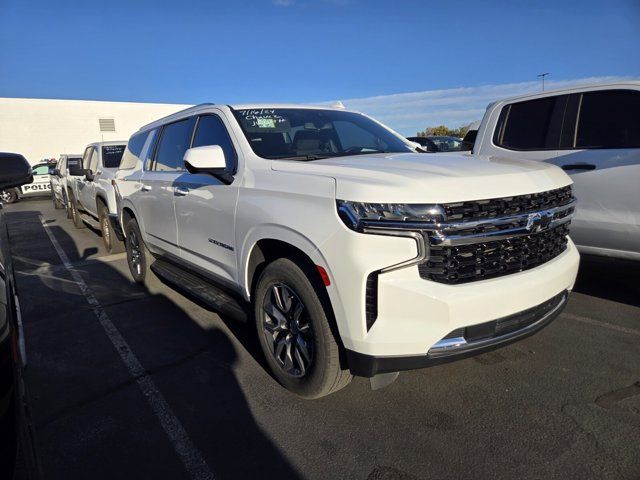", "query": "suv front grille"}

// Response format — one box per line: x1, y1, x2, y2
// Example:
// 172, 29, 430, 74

419, 186, 575, 285
419, 223, 570, 284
